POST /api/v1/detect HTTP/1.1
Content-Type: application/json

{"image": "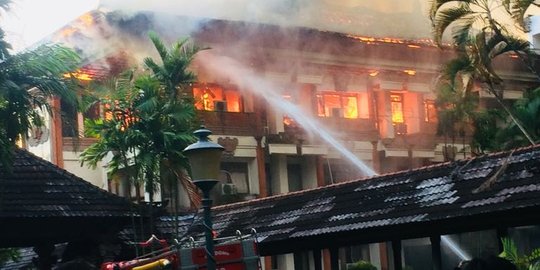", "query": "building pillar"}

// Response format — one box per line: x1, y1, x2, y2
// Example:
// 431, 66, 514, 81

255, 136, 267, 197
301, 155, 318, 189
392, 240, 402, 270
51, 97, 64, 168
270, 154, 289, 195
277, 254, 294, 270
431, 236, 442, 270
323, 249, 332, 270
263, 256, 272, 270
371, 141, 381, 174
379, 242, 389, 270
329, 247, 339, 270
313, 249, 323, 270
316, 156, 325, 187
369, 243, 382, 270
